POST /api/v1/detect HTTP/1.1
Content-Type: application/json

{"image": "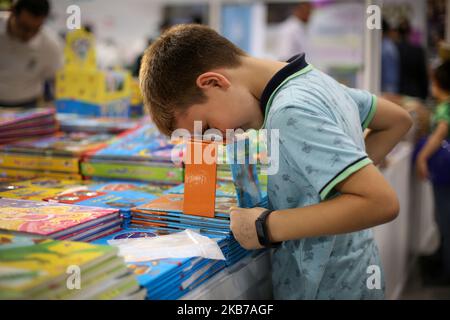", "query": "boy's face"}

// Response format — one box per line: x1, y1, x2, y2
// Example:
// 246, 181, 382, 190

174, 73, 264, 137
